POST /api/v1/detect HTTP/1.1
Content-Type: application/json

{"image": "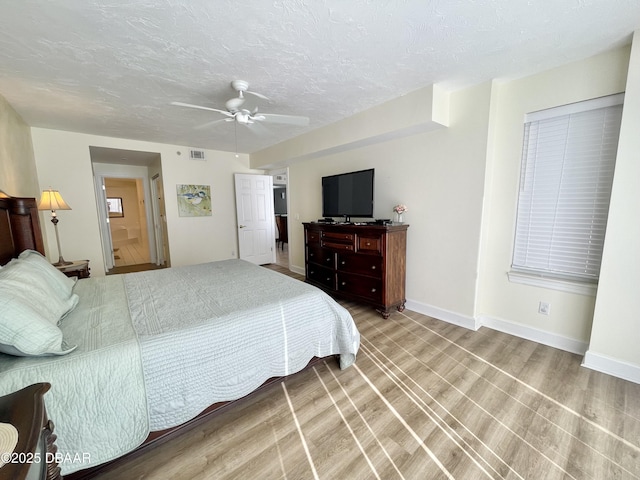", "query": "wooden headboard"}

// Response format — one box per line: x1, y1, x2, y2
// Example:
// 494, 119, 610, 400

0, 195, 45, 266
